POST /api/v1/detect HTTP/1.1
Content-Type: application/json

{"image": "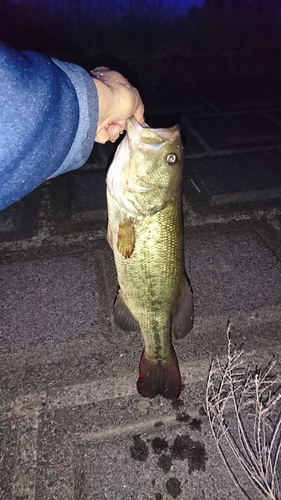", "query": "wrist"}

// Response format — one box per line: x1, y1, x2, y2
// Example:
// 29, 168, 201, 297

91, 76, 114, 133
